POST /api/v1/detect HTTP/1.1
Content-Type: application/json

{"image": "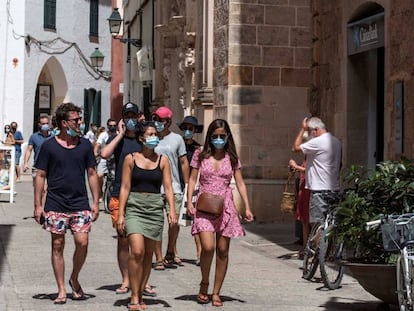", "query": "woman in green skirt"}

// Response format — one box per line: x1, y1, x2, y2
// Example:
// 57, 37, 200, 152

117, 121, 177, 311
